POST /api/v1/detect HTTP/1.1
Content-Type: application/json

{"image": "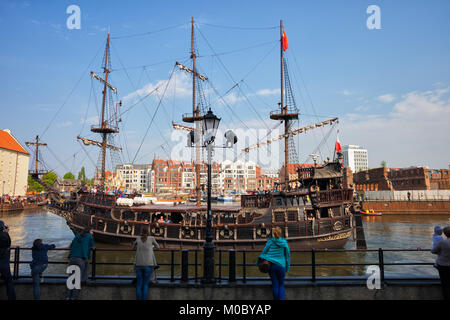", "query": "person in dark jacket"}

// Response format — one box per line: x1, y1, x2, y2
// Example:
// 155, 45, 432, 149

65, 227, 94, 300
0, 220, 16, 300
431, 226, 450, 300
258, 226, 290, 300
30, 238, 55, 300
